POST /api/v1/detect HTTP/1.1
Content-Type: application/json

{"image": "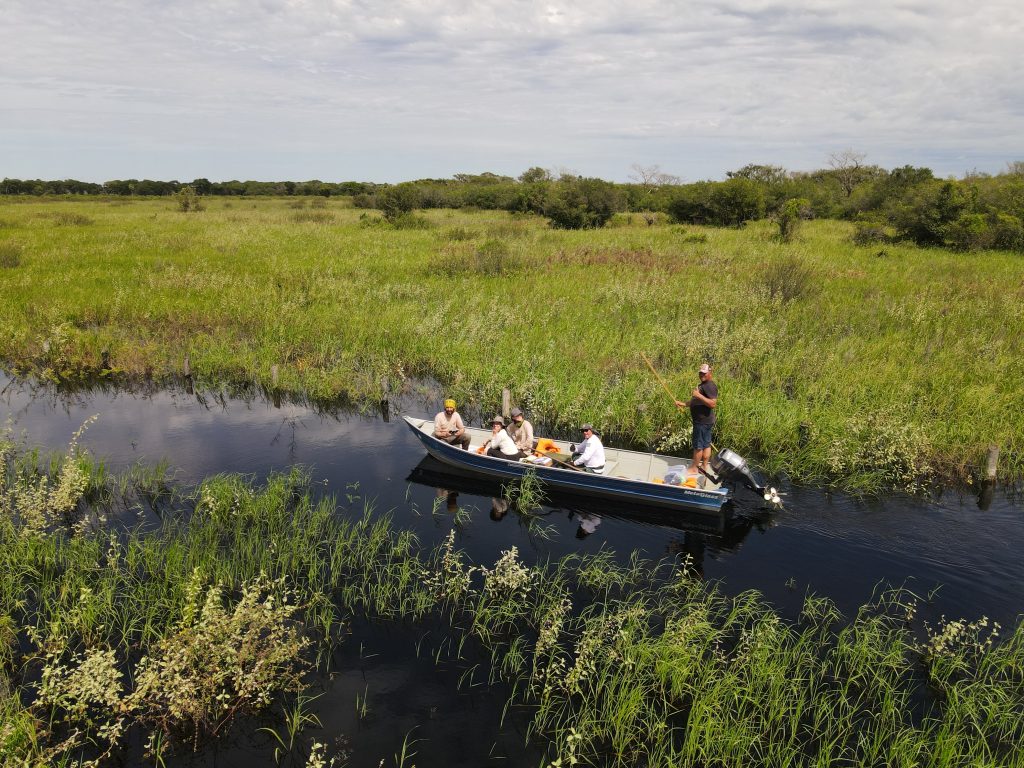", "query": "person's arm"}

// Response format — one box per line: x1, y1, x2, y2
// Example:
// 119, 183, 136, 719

454, 414, 466, 436
690, 386, 717, 409
524, 422, 534, 448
